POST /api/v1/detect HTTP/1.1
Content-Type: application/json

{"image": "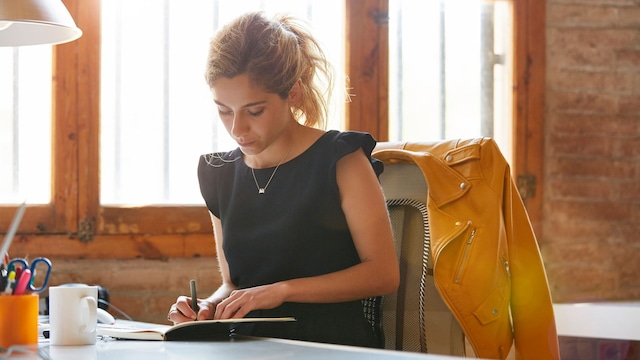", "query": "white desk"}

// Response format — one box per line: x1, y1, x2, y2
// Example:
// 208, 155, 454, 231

28, 337, 469, 360
553, 302, 640, 341
22, 320, 468, 360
